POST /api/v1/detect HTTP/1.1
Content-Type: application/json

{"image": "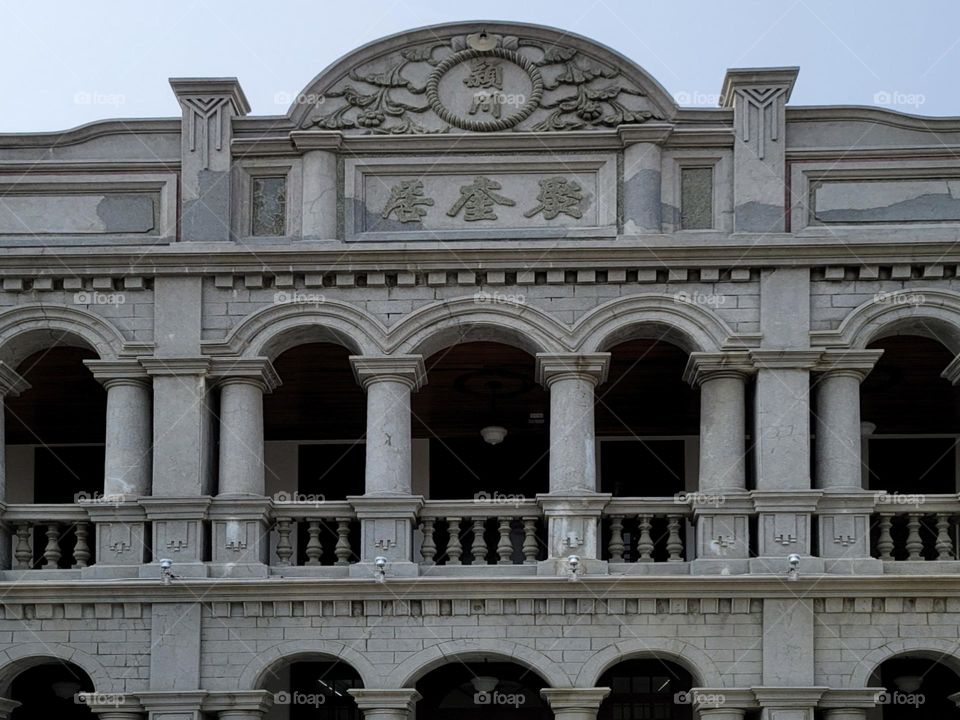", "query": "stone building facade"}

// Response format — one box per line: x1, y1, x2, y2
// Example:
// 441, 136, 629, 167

0, 19, 959, 720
